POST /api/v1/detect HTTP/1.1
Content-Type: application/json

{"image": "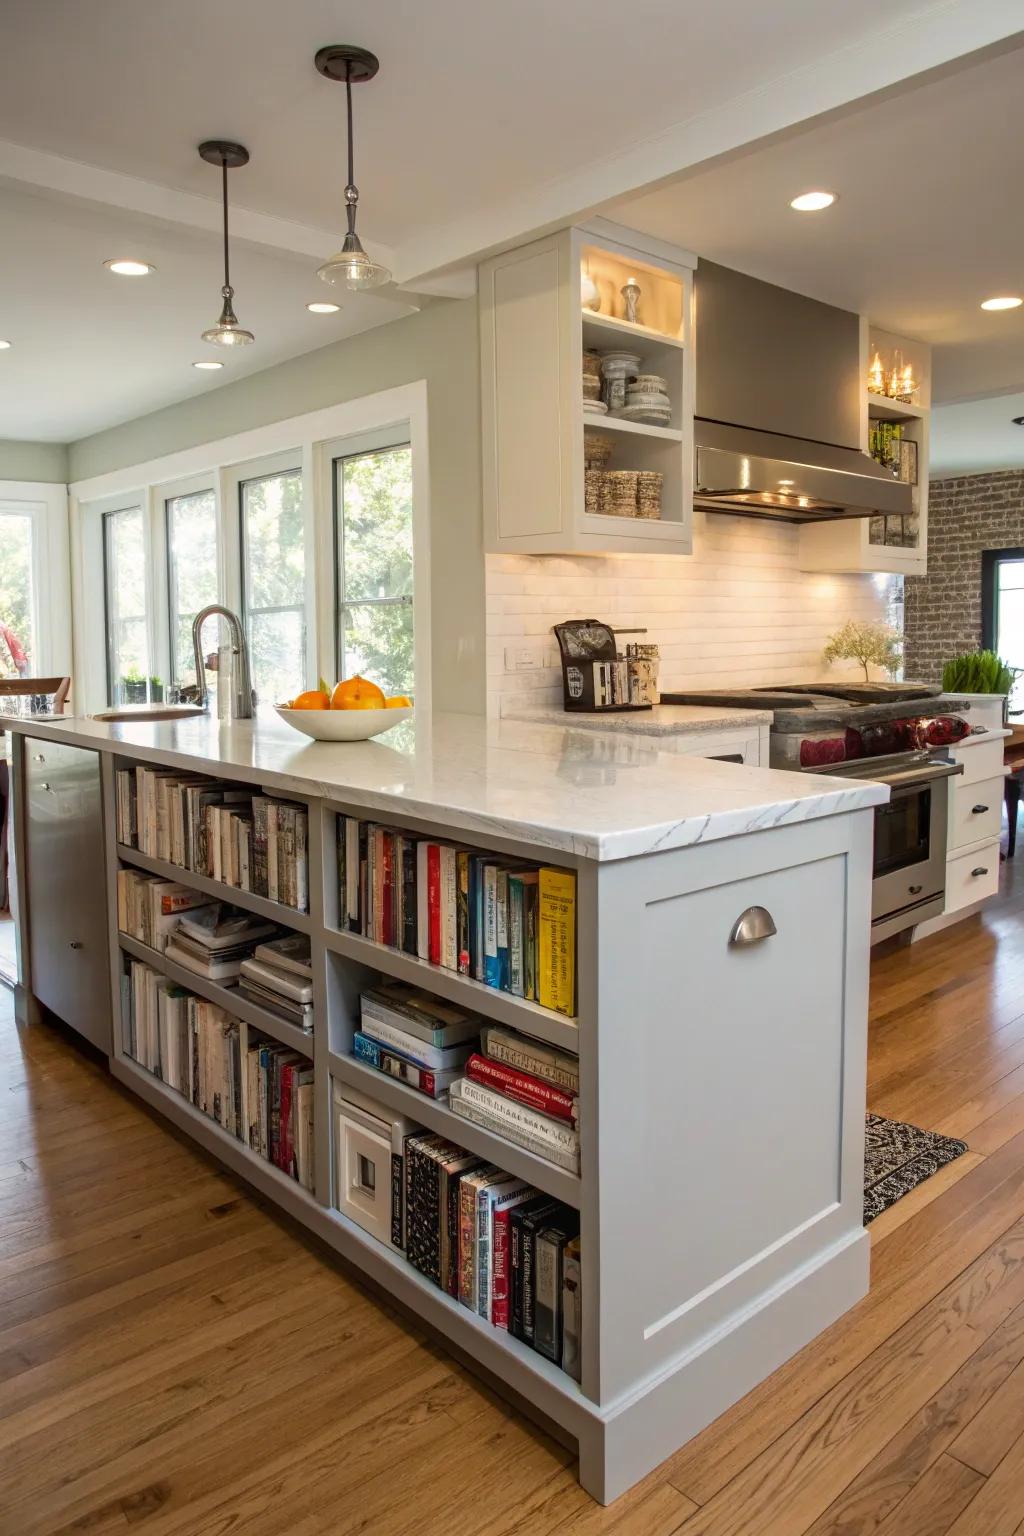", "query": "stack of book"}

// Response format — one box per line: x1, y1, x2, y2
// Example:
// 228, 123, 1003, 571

123, 957, 314, 1189
239, 934, 314, 1032
164, 905, 277, 982
116, 868, 213, 953
337, 816, 577, 1016
124, 957, 241, 1138
115, 766, 310, 912
352, 982, 479, 1099
397, 1130, 581, 1376
244, 1036, 315, 1190
449, 1024, 580, 1174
